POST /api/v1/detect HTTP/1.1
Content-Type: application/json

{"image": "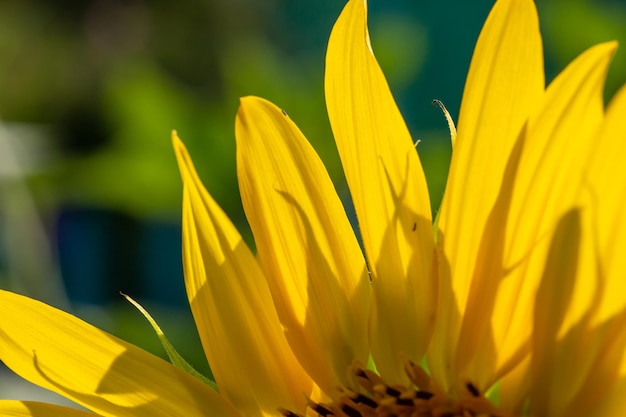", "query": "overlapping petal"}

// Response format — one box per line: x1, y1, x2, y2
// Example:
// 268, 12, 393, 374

0, 290, 238, 417
173, 134, 313, 415
235, 97, 370, 392
429, 0, 544, 392
326, 0, 435, 383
